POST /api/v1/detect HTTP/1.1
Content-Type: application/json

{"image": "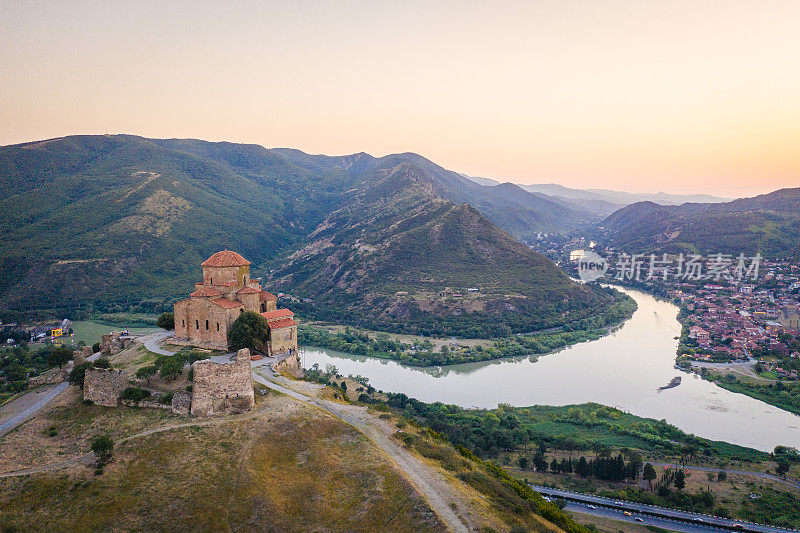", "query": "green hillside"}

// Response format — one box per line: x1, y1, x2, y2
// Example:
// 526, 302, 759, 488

0, 135, 605, 335
600, 188, 800, 256
274, 163, 610, 337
